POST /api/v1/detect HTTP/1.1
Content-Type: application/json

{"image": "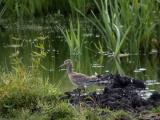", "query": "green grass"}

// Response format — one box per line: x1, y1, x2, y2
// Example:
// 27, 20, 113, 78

60, 18, 84, 56
0, 0, 6, 18
77, 0, 160, 55
0, 0, 160, 119
77, 0, 131, 56
0, 49, 157, 120
0, 68, 134, 120
1, 0, 160, 55
151, 107, 160, 113
0, 69, 59, 117
69, 0, 86, 15
0, 48, 134, 119
1, 0, 90, 18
